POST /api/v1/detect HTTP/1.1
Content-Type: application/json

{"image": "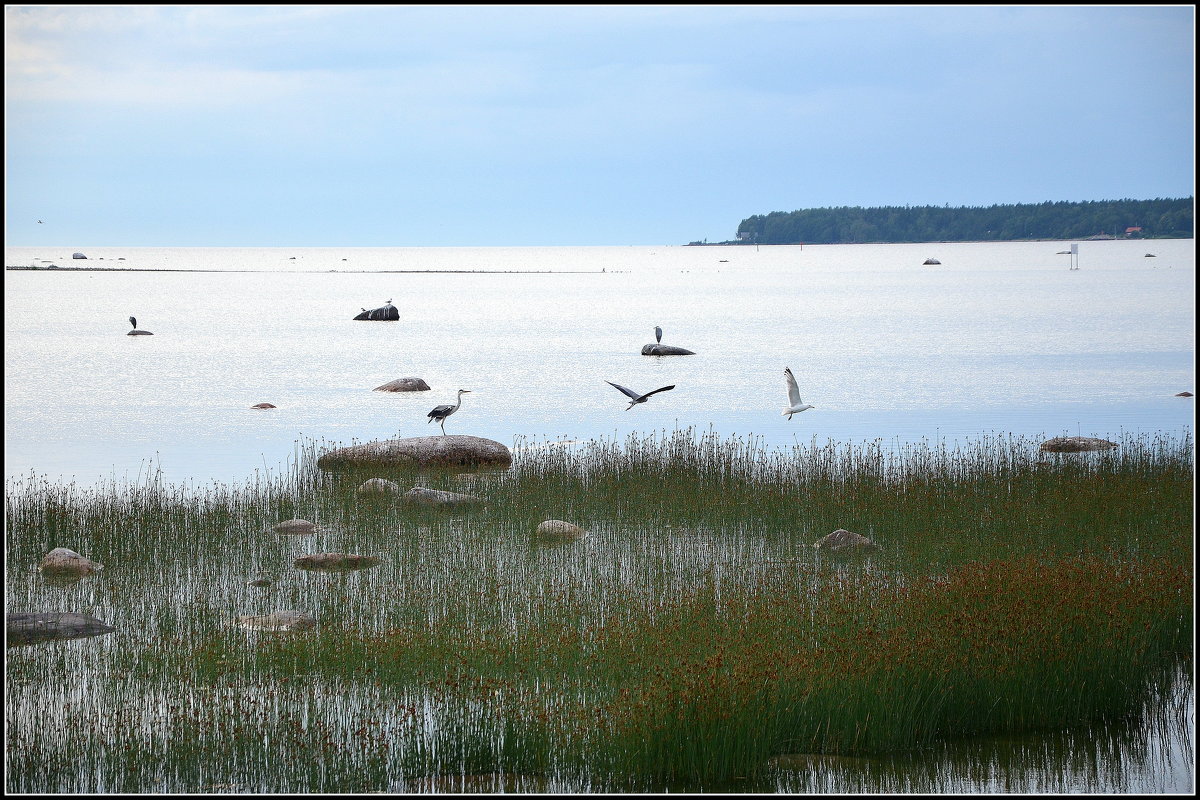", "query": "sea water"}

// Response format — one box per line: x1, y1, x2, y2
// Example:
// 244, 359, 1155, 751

4, 238, 1194, 487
